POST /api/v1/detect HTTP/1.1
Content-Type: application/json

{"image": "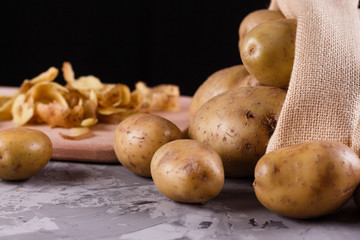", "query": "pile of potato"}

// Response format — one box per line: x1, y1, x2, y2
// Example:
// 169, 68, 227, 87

113, 113, 225, 204
113, 8, 360, 219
